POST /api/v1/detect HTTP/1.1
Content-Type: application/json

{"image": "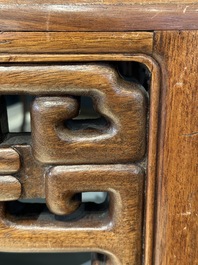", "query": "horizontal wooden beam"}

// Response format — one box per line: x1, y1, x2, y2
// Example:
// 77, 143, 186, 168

0, 0, 195, 4
0, 32, 153, 54
0, 4, 197, 31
